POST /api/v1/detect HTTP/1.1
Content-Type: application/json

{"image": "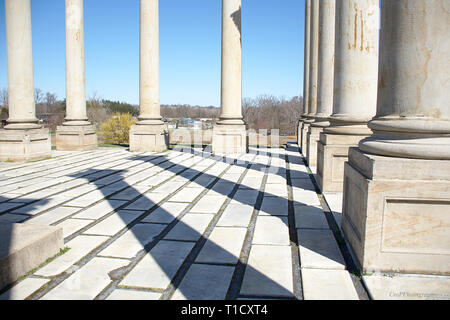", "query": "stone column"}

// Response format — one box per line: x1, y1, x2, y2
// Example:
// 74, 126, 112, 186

298, 0, 311, 150
130, 0, 168, 152
0, 0, 51, 161
342, 0, 450, 275
301, 0, 319, 156
56, 0, 97, 151
316, 0, 379, 192
212, 0, 247, 154
306, 0, 335, 169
